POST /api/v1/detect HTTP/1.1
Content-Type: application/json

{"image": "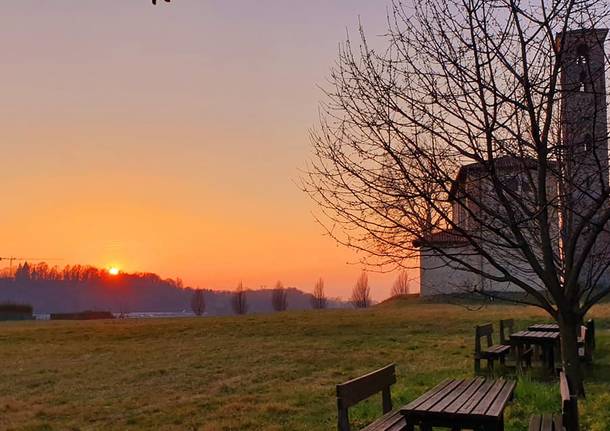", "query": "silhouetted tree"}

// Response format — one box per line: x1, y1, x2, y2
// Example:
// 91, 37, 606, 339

311, 277, 327, 309
351, 272, 371, 309
391, 270, 412, 297
304, 0, 610, 399
271, 281, 288, 311
232, 282, 248, 315
14, 263, 31, 282
191, 289, 205, 316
